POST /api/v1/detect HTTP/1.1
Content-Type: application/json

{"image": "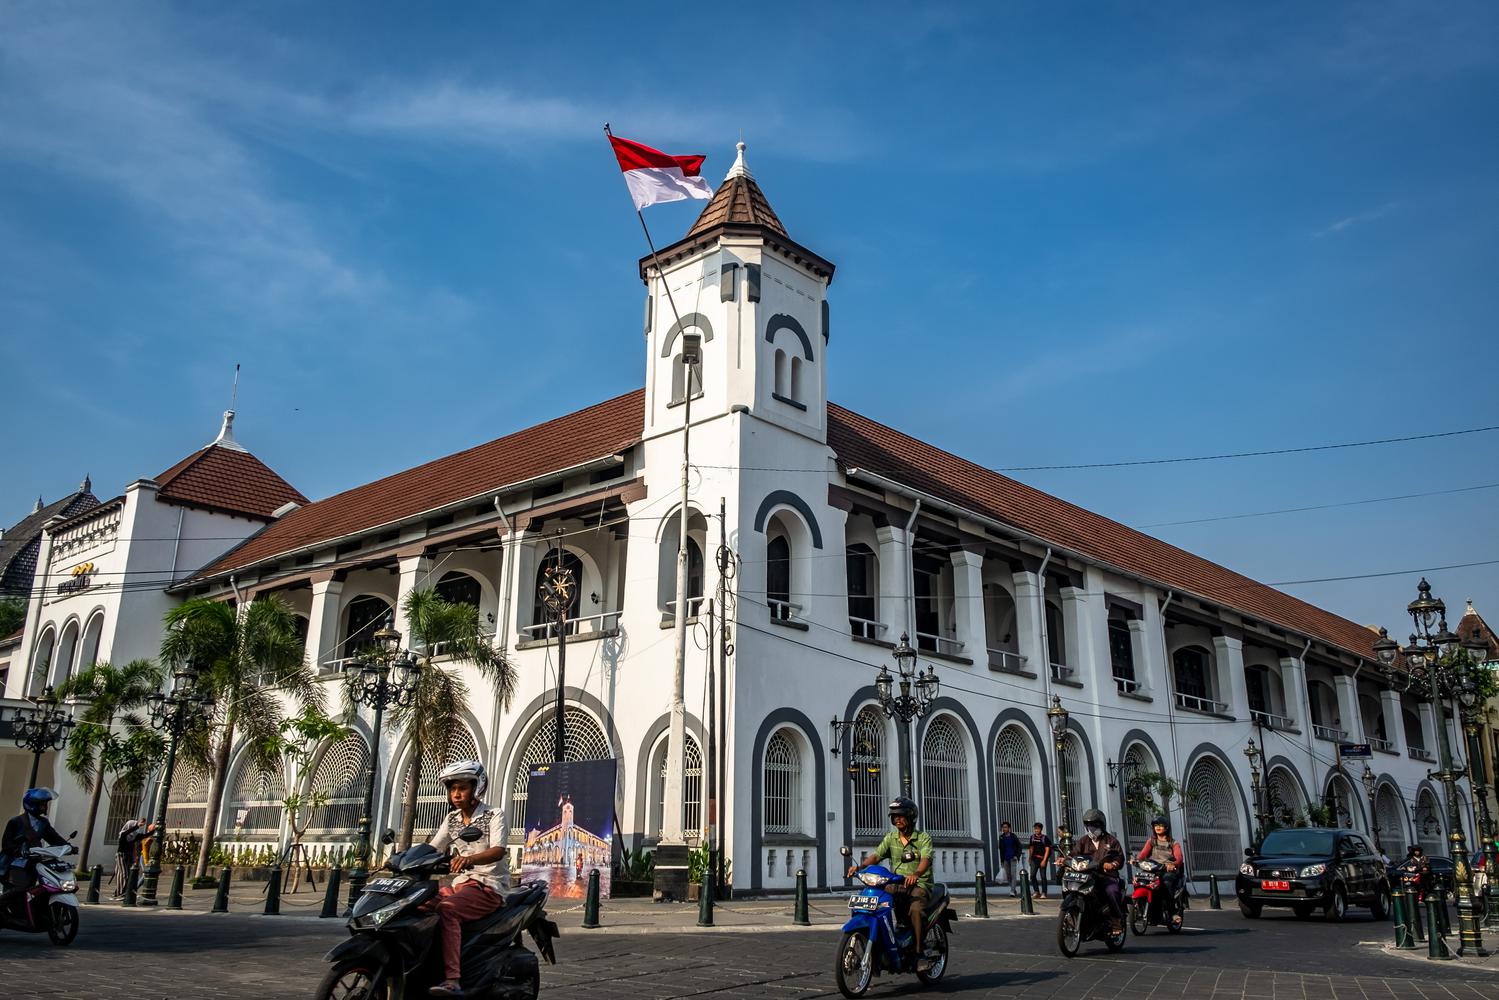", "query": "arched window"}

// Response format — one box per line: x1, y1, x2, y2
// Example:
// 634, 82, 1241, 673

1045, 602, 1066, 667
508, 707, 612, 843
531, 548, 585, 629
435, 571, 482, 610
993, 725, 1036, 836
306, 735, 370, 838
395, 726, 480, 836
1121, 743, 1157, 851
29, 626, 56, 696
79, 612, 105, 674
164, 759, 211, 833
657, 511, 706, 616
983, 583, 1019, 657
342, 596, 393, 658
1267, 767, 1305, 825
1108, 615, 1135, 685
845, 544, 878, 634
850, 708, 886, 838
53, 619, 80, 687
1376, 785, 1407, 854
1245, 666, 1270, 716
789, 356, 803, 402
1325, 773, 1361, 831
1058, 732, 1085, 835
1185, 758, 1242, 875
1416, 789, 1445, 857
922, 717, 969, 838
225, 754, 286, 839
1173, 647, 1211, 700
766, 535, 792, 621
650, 734, 703, 840
762, 729, 803, 835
